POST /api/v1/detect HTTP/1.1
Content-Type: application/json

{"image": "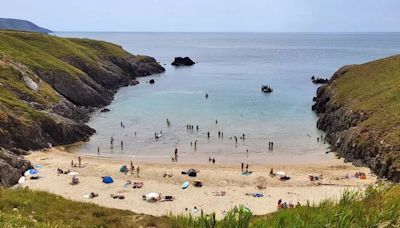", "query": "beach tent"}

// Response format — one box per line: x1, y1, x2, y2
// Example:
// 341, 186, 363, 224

187, 169, 197, 177
24, 169, 39, 177
120, 165, 128, 173
145, 192, 160, 202
102, 176, 114, 184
